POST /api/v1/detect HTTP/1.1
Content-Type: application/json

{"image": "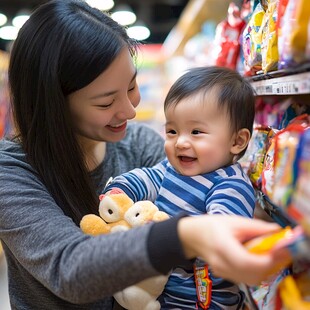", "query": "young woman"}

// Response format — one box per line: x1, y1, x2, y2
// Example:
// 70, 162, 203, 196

0, 0, 291, 309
